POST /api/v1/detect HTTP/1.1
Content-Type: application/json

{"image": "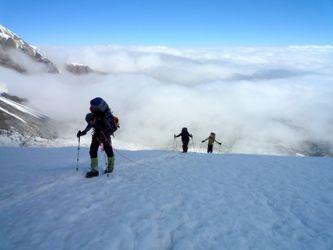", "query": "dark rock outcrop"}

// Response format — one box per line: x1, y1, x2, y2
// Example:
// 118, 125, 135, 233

65, 63, 107, 75
65, 63, 94, 75
0, 92, 56, 139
